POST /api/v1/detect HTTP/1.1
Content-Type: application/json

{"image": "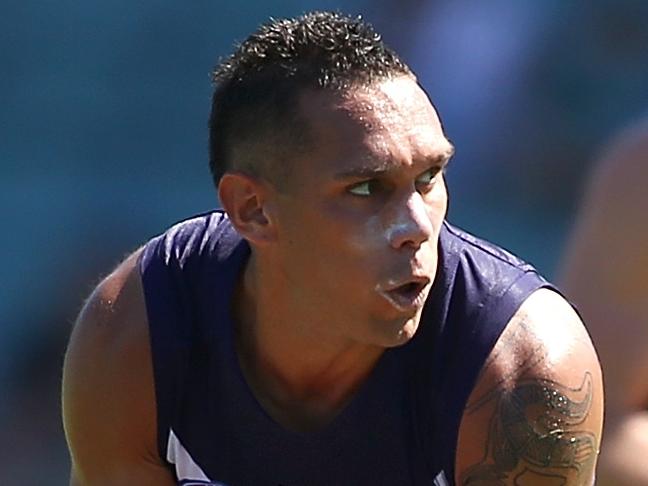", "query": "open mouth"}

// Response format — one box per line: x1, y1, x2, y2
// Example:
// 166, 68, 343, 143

379, 278, 430, 312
